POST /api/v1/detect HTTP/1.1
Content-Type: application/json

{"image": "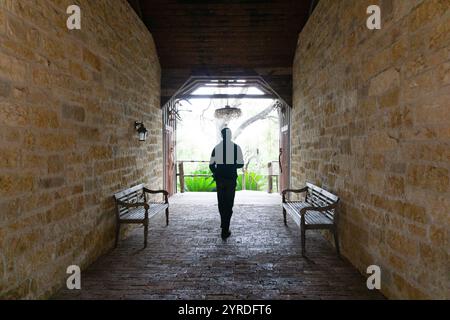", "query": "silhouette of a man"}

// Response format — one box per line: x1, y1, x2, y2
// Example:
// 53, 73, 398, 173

209, 128, 244, 239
